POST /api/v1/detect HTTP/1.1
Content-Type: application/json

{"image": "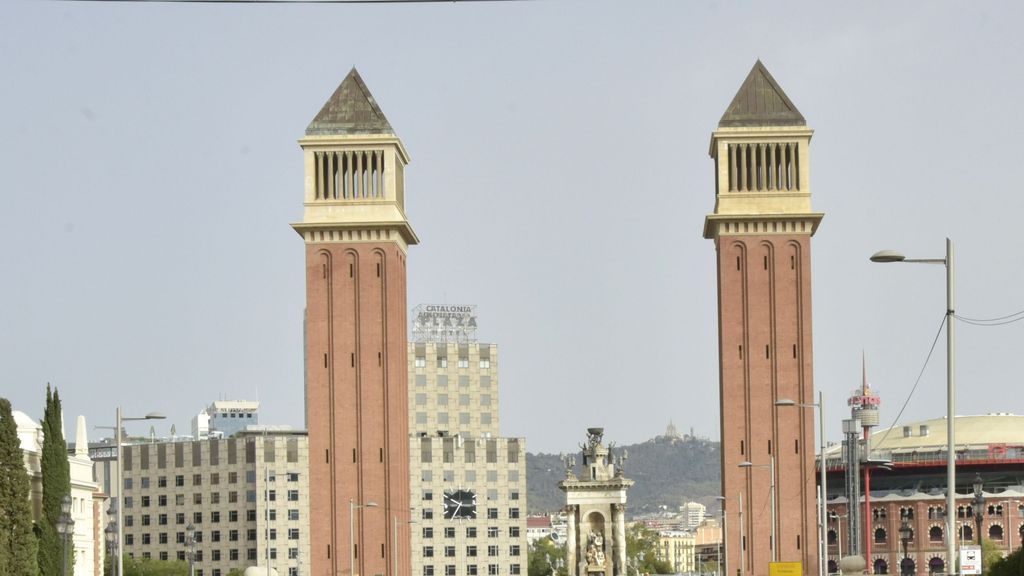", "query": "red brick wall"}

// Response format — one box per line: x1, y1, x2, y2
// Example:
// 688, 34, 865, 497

717, 233, 818, 576
306, 241, 411, 576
